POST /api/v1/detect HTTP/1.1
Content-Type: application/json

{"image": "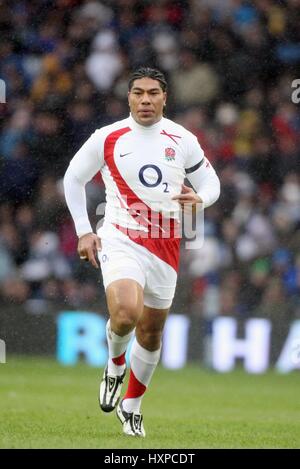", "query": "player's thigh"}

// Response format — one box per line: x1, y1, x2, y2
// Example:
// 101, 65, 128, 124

100, 236, 146, 323
106, 279, 144, 326
135, 305, 170, 351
